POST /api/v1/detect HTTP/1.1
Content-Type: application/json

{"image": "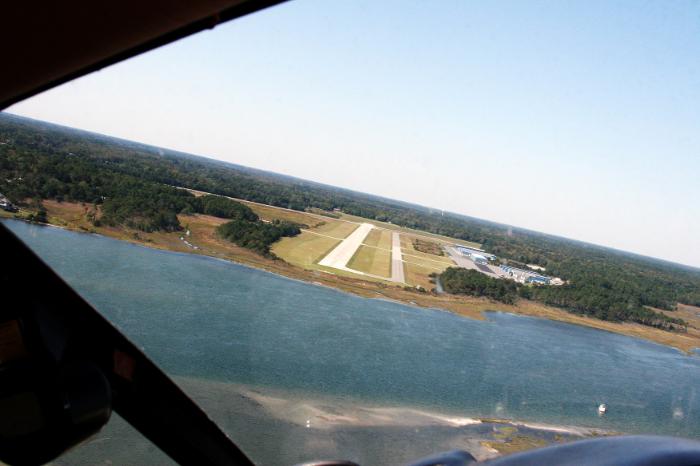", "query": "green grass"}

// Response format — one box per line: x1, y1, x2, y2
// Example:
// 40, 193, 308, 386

272, 220, 359, 271
311, 220, 359, 239
245, 203, 325, 227
362, 228, 392, 250
272, 231, 340, 268
403, 260, 448, 289
347, 245, 392, 278
402, 249, 455, 265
